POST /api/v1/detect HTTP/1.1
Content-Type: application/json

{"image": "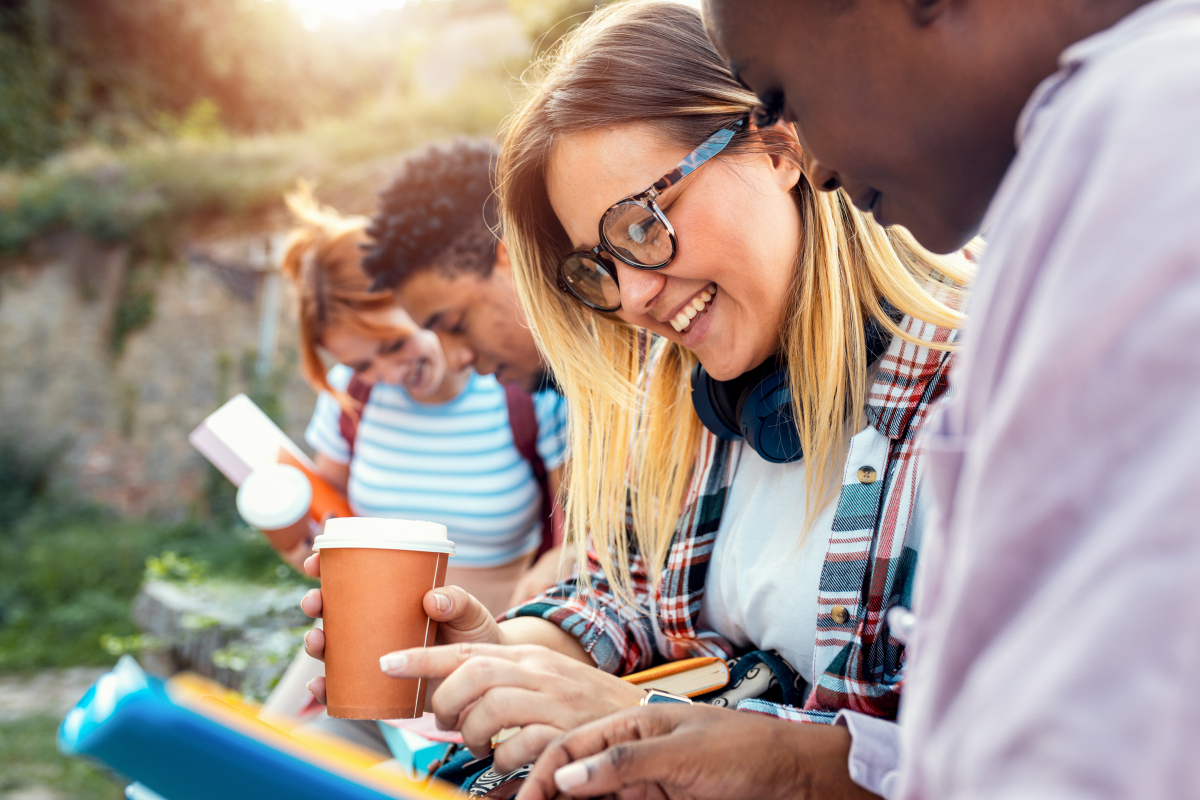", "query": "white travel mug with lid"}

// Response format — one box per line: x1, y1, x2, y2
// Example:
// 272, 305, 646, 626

236, 464, 314, 552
